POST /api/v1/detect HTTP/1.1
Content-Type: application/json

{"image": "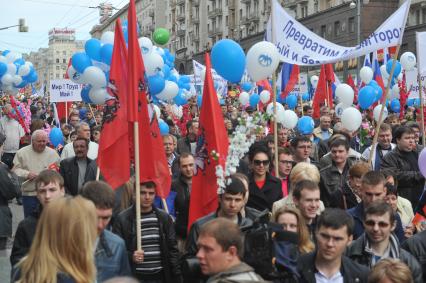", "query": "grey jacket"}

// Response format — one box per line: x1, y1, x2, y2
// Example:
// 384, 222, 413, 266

206, 262, 266, 283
